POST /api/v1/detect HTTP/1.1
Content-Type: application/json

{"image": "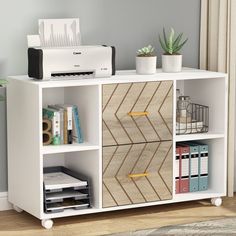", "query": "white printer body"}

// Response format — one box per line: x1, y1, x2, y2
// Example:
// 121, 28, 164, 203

28, 45, 116, 80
